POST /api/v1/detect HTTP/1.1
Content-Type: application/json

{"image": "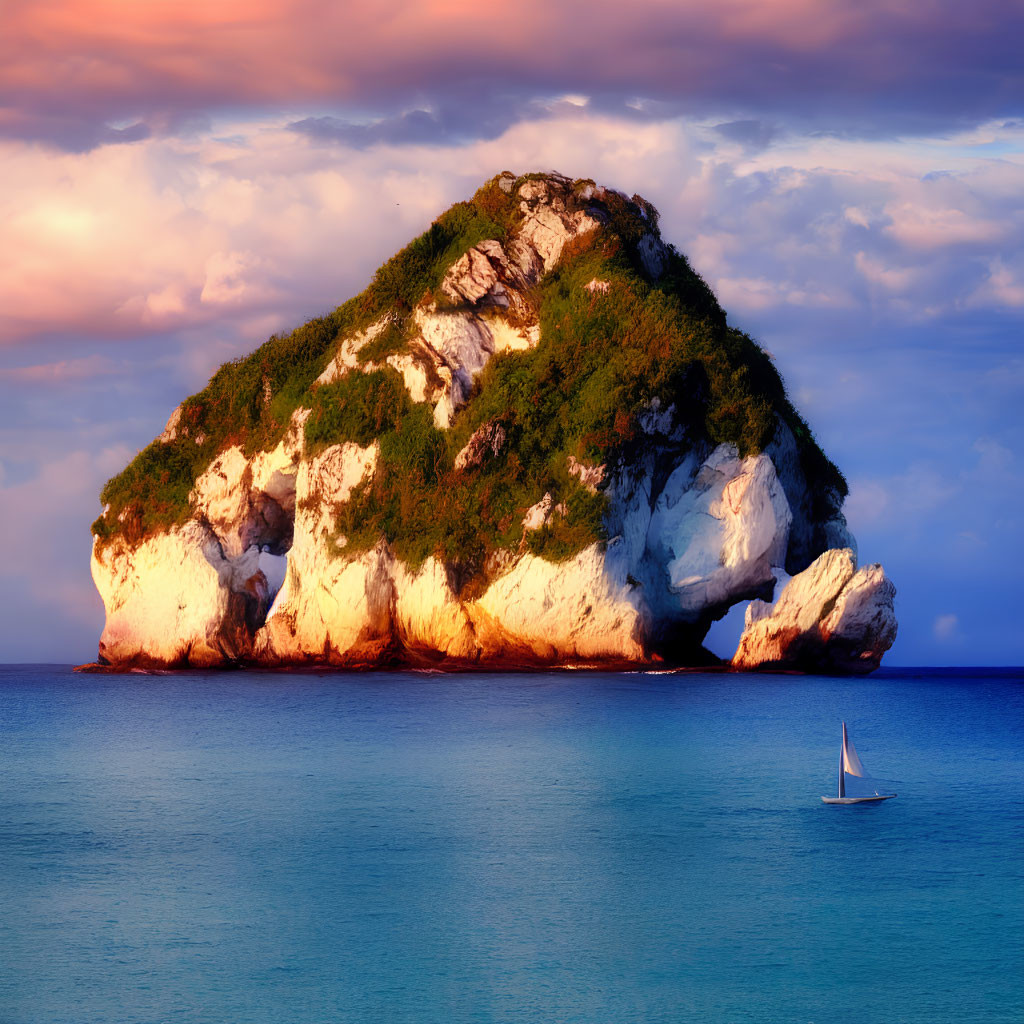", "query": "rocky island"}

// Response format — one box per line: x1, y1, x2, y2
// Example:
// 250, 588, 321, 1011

88, 172, 896, 673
